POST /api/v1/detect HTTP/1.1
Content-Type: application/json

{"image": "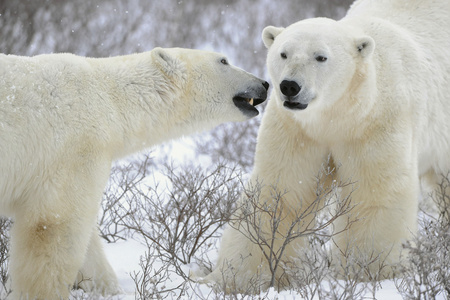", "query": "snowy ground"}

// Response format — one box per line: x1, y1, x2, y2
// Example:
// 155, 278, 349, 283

101, 238, 409, 299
